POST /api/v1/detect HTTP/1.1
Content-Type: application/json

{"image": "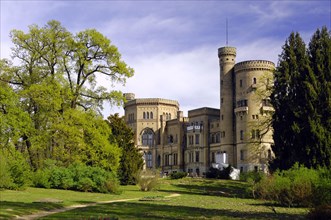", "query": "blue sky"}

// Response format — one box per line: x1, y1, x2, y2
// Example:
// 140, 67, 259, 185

1, 1, 330, 117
